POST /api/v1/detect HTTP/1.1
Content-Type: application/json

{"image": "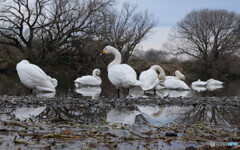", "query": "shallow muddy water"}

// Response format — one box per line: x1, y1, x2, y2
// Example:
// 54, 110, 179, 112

0, 72, 240, 98
0, 72, 240, 149
0, 104, 239, 149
